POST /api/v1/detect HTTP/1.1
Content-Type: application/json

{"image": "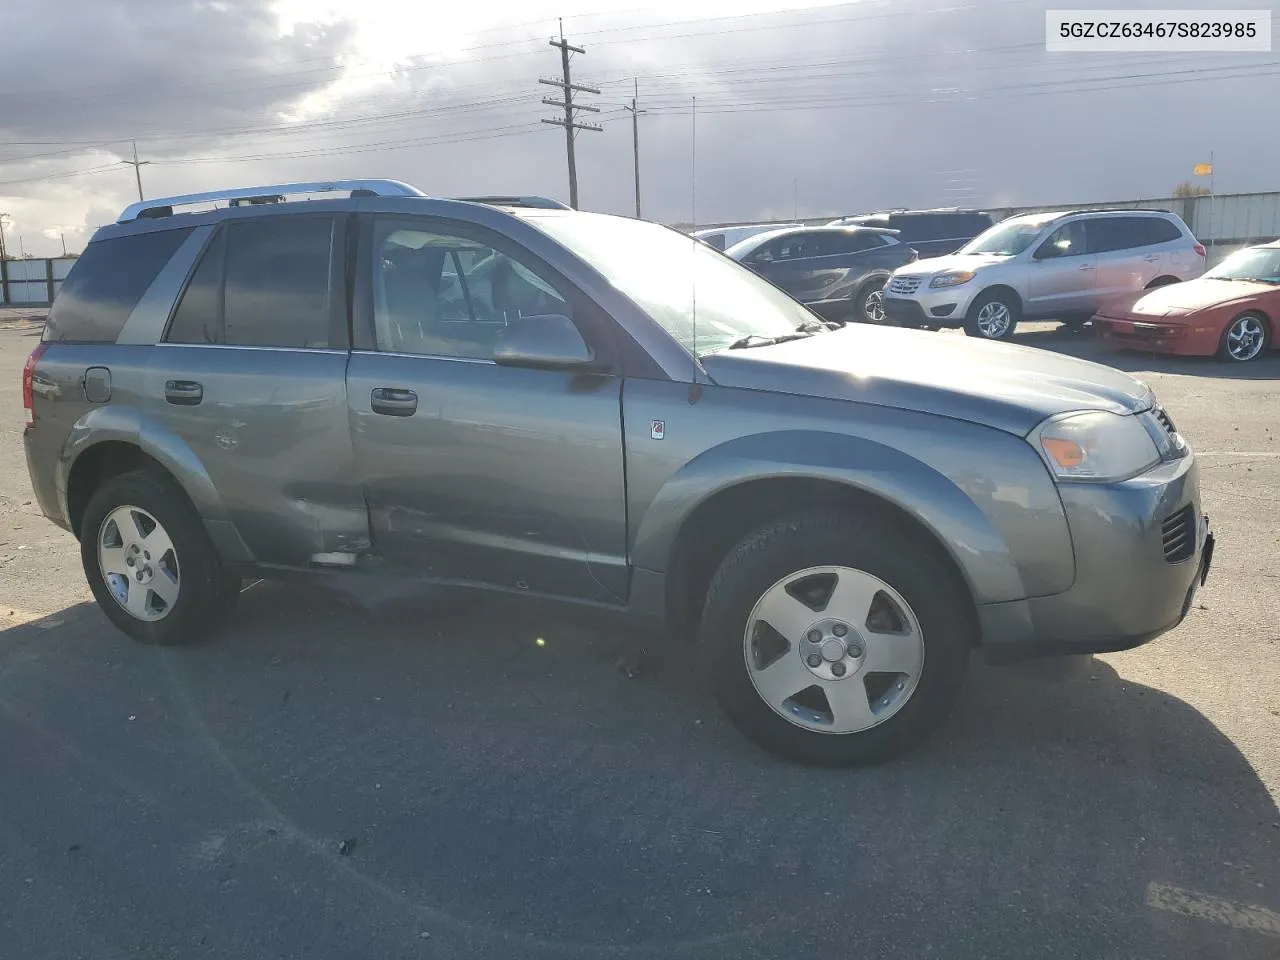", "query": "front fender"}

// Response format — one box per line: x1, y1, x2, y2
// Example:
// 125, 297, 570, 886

630, 430, 1030, 605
